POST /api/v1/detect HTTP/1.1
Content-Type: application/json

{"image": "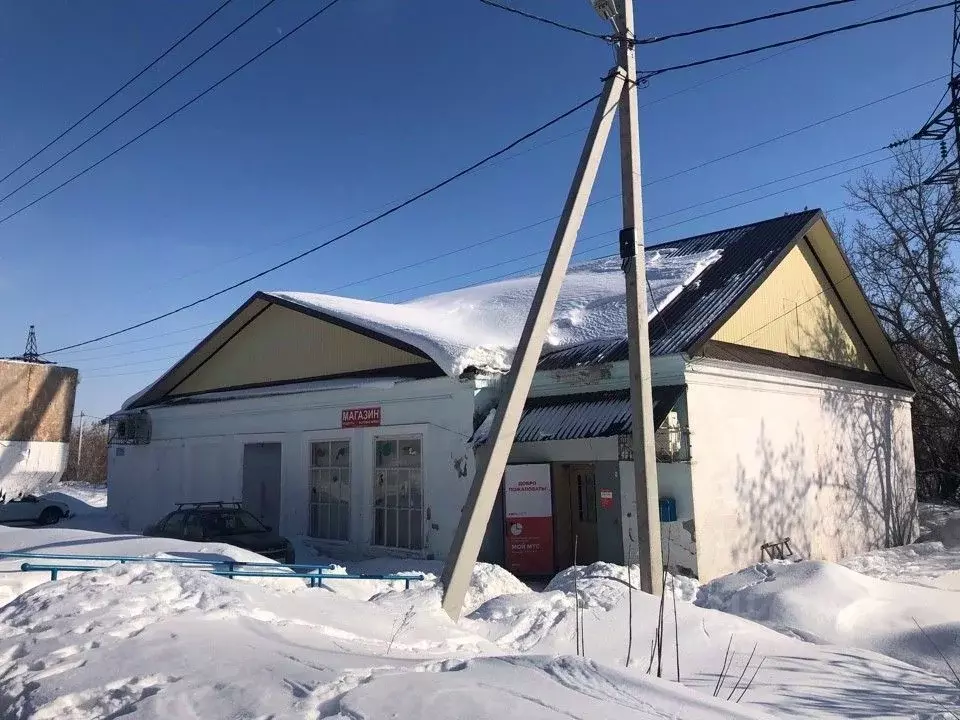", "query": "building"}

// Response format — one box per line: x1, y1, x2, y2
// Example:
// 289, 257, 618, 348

0, 358, 79, 494
108, 209, 917, 581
